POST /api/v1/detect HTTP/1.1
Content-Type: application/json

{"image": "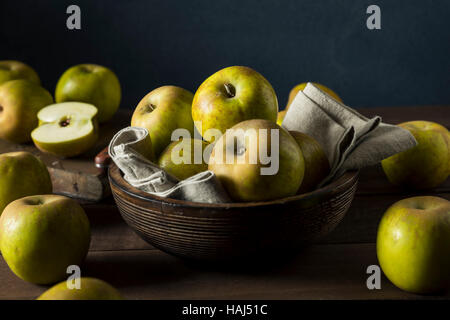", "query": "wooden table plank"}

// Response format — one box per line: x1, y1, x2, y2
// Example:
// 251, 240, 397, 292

1, 243, 448, 300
